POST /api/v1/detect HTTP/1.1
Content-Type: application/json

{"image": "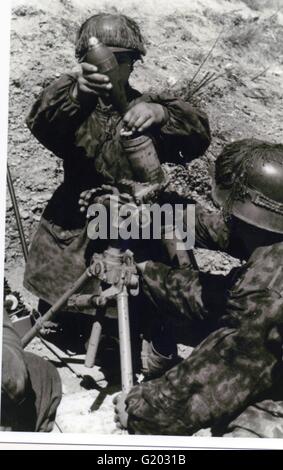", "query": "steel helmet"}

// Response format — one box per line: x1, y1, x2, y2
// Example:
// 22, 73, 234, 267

213, 139, 283, 234
75, 13, 146, 61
